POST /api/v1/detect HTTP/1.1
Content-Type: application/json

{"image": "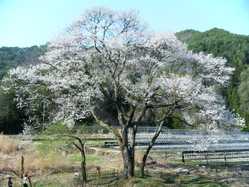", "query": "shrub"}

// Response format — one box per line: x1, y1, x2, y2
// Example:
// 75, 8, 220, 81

42, 122, 72, 135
